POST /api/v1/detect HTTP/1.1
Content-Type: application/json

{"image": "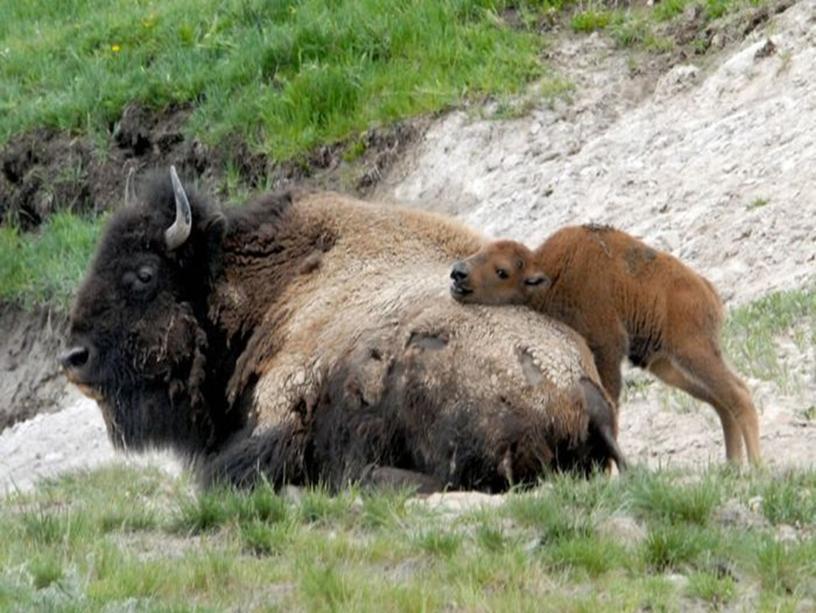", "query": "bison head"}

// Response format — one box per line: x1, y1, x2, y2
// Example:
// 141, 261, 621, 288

60, 167, 226, 452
